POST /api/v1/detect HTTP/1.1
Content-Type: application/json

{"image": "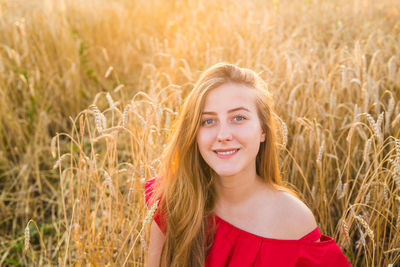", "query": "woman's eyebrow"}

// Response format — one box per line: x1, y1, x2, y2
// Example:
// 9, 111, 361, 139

201, 107, 250, 115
